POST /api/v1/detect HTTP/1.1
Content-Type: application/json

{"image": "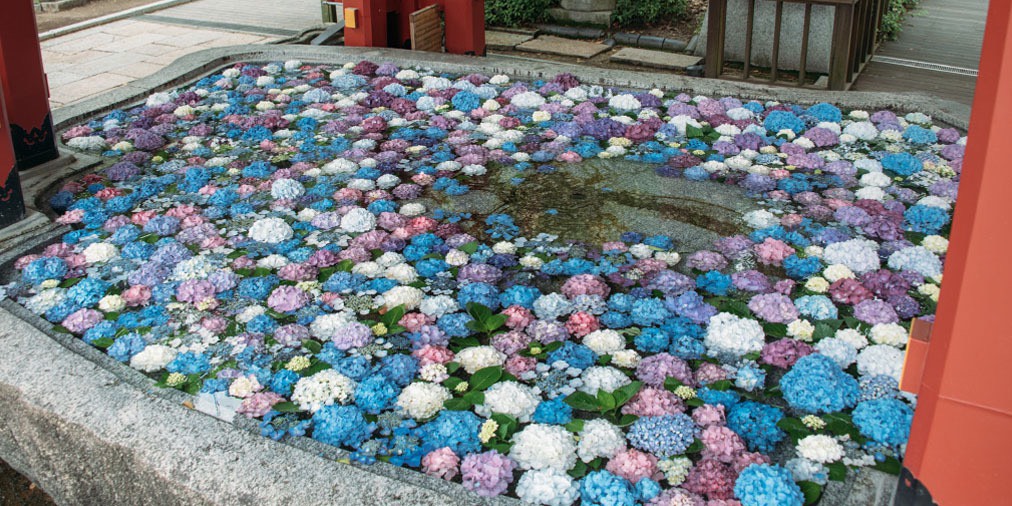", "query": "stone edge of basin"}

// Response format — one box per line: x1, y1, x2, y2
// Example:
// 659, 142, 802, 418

2, 44, 934, 506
